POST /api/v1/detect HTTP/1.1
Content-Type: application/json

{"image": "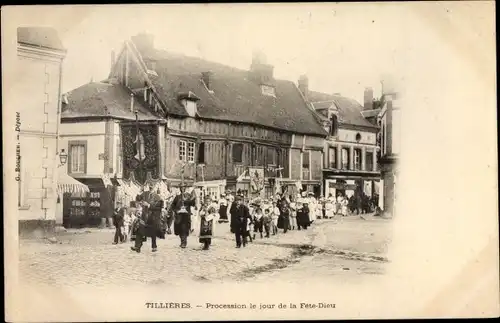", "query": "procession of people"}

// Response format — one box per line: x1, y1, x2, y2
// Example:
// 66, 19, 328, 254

112, 184, 377, 253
